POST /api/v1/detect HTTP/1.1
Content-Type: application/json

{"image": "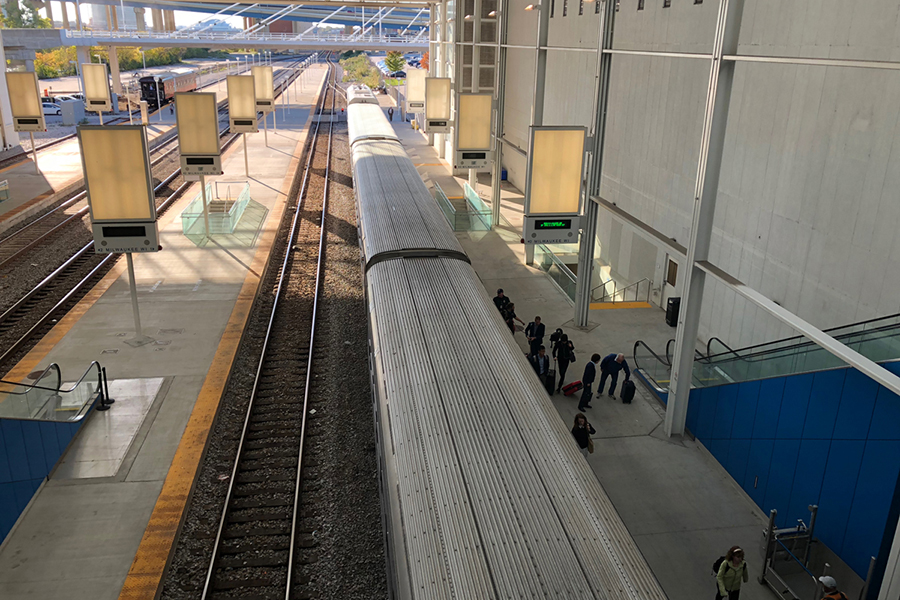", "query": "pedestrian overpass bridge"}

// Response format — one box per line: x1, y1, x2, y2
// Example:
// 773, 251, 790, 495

2, 27, 428, 53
